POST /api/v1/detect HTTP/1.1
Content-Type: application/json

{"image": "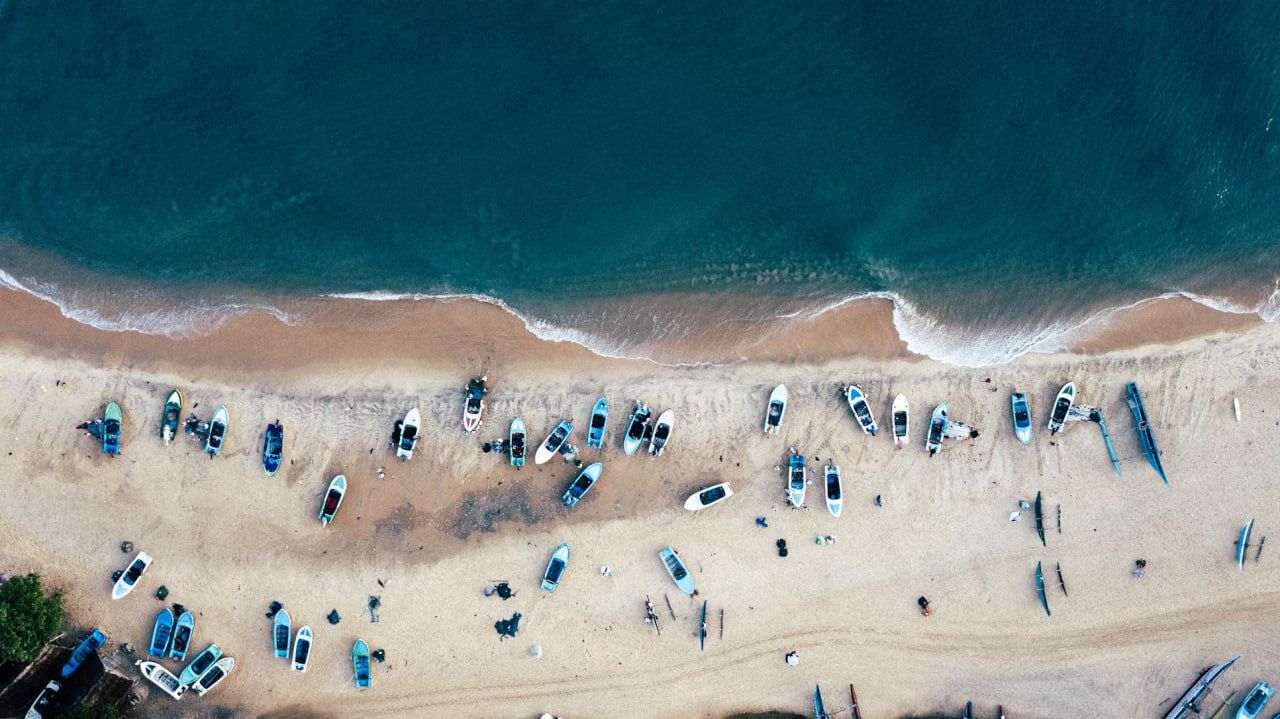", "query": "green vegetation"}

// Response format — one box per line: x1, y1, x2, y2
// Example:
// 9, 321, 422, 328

0, 573, 65, 663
